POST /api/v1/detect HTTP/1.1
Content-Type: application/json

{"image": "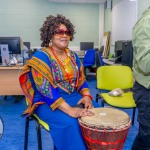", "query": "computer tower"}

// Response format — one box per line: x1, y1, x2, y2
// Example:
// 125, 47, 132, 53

114, 41, 123, 63
0, 44, 10, 66
121, 40, 133, 68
